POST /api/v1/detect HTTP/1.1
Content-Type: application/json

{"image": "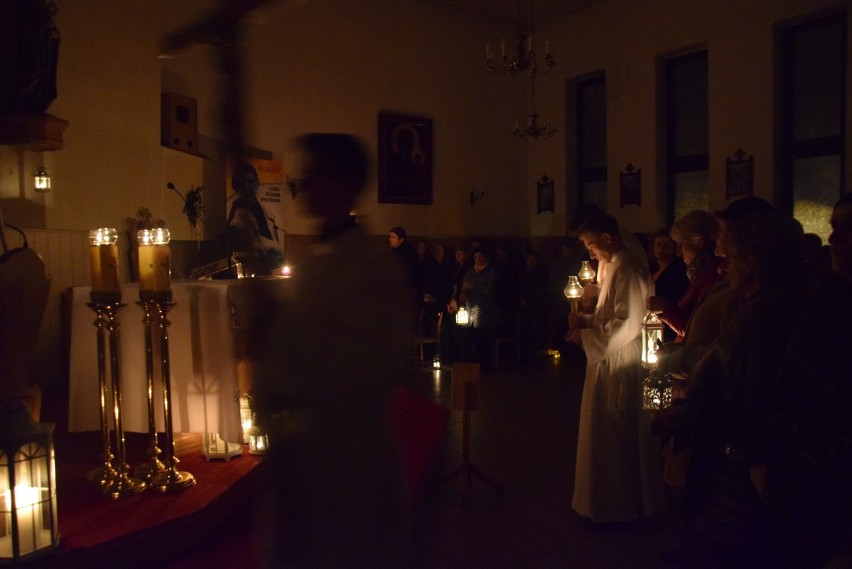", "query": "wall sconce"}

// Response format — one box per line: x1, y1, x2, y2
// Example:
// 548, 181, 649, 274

469, 189, 485, 205
33, 167, 51, 193
0, 400, 59, 563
